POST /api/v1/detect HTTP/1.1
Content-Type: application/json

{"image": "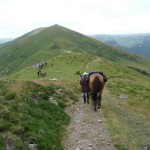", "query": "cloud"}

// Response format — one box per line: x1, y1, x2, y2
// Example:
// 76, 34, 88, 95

0, 0, 150, 38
